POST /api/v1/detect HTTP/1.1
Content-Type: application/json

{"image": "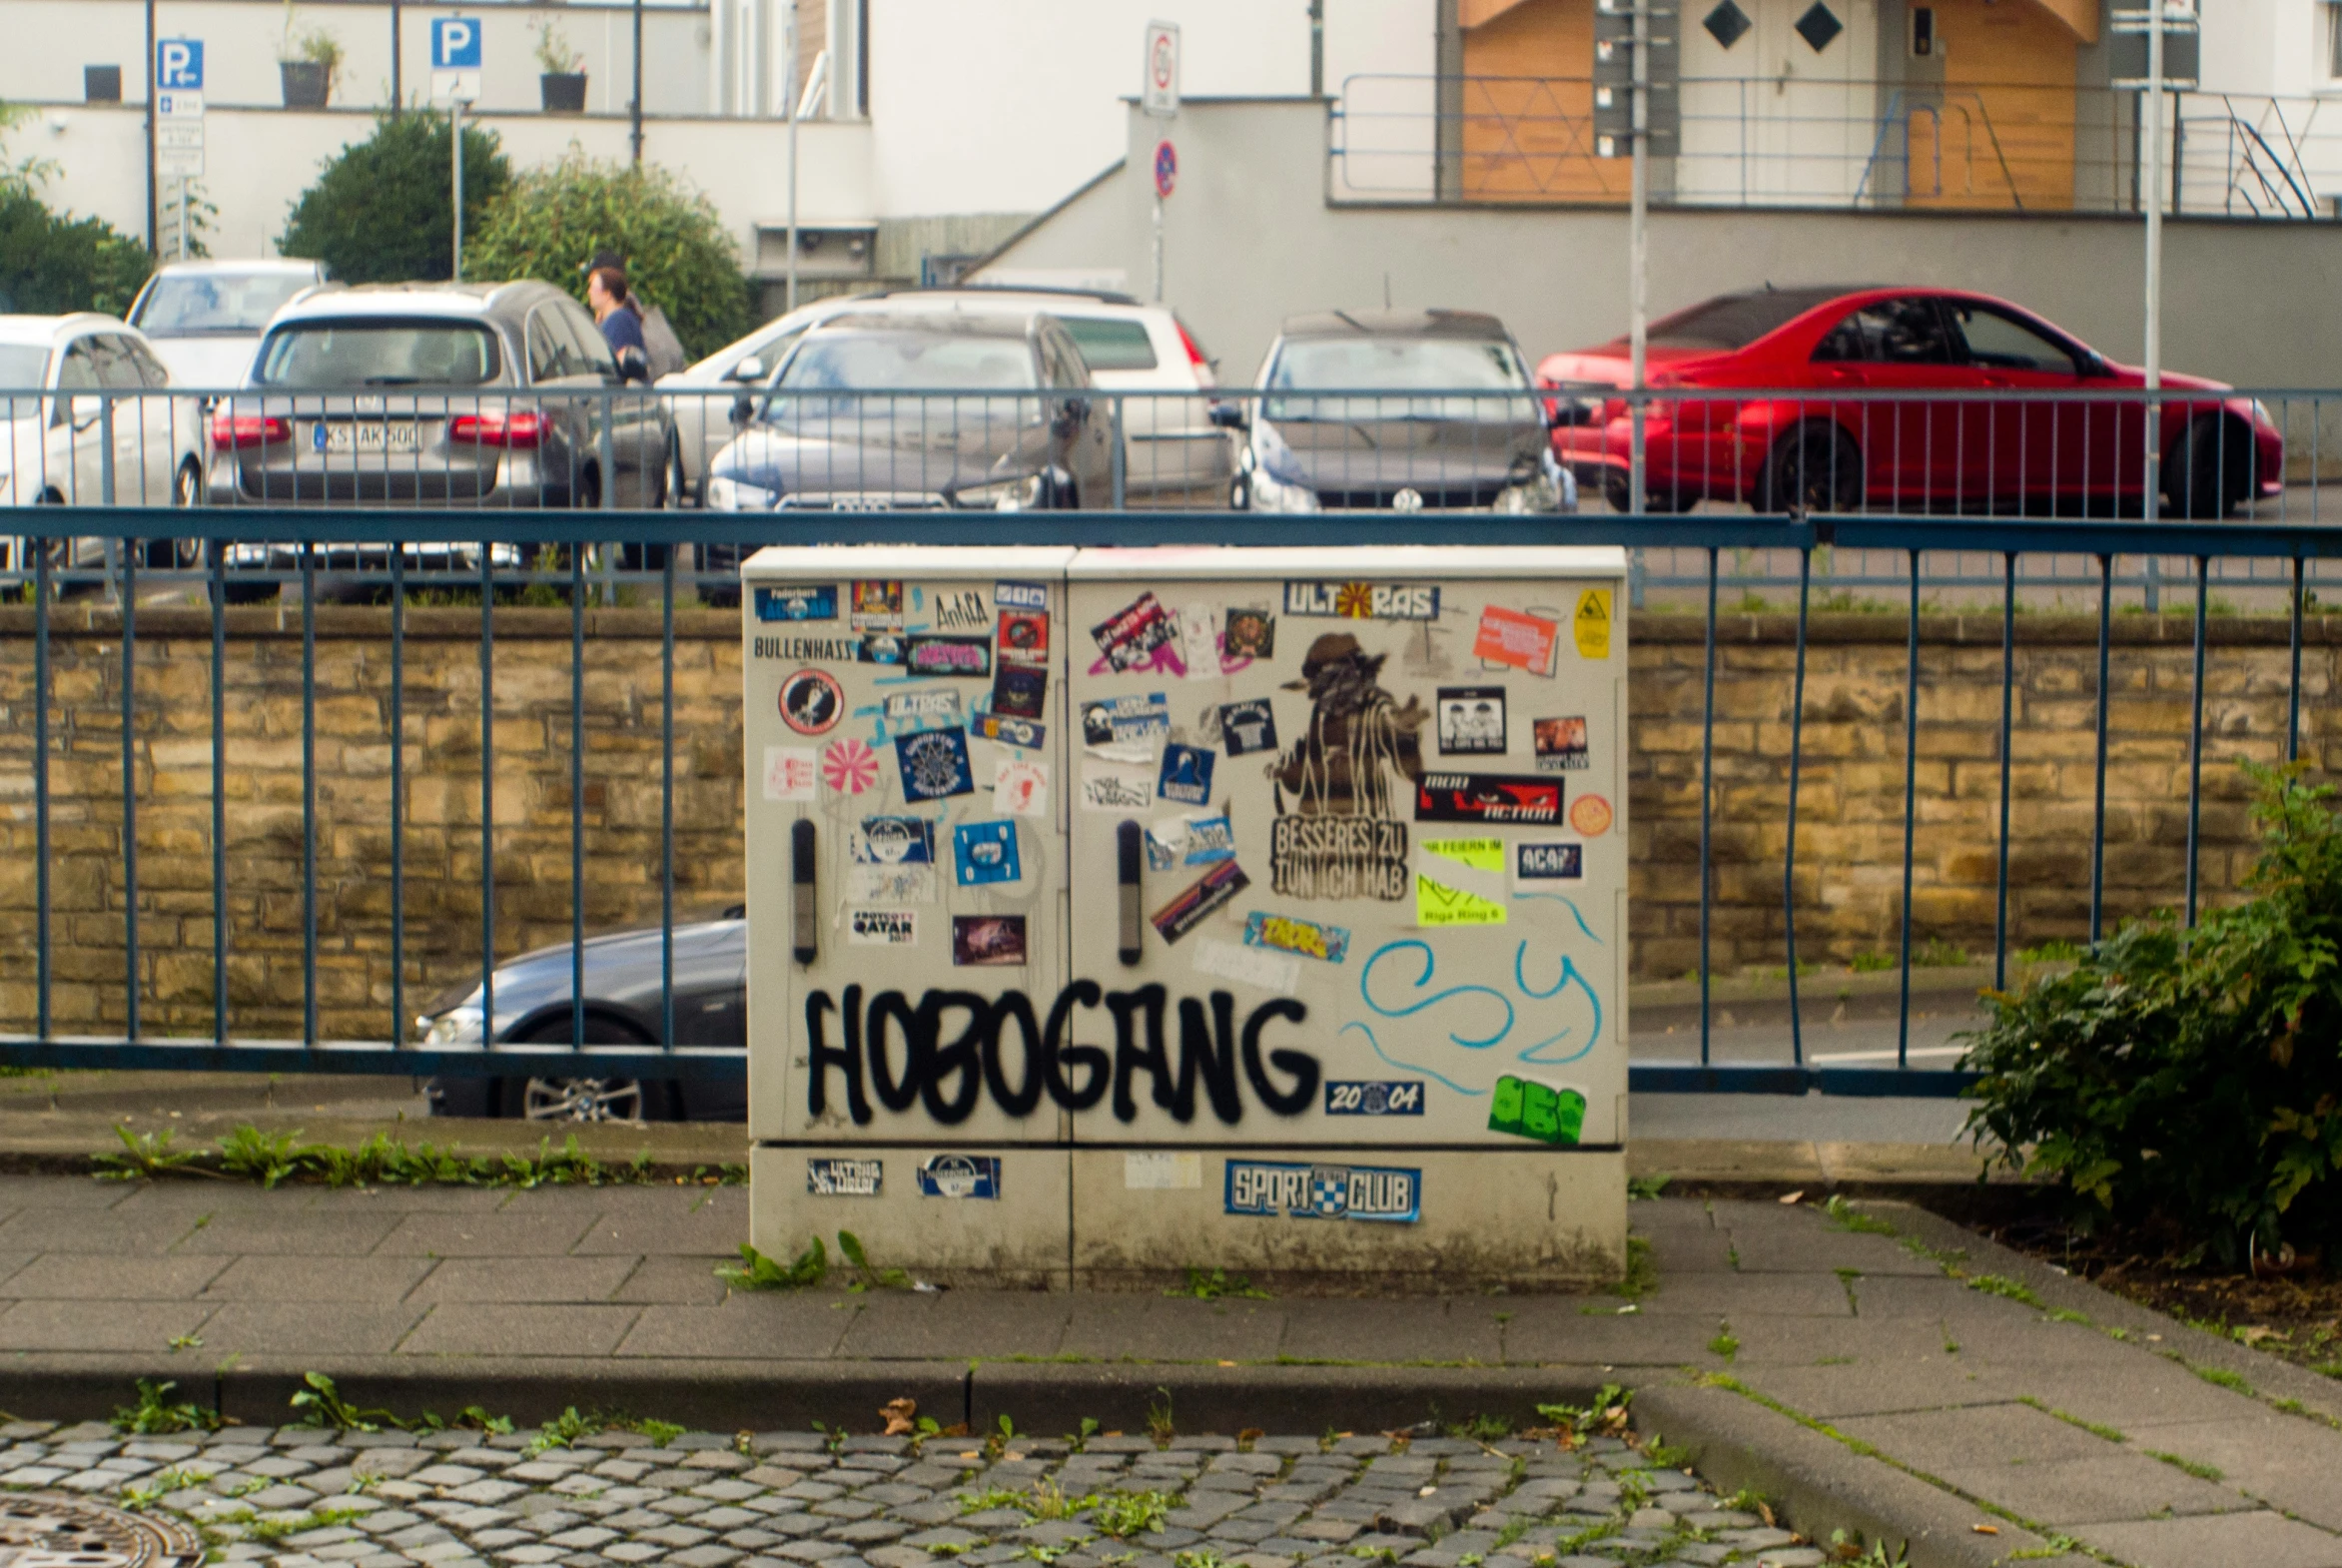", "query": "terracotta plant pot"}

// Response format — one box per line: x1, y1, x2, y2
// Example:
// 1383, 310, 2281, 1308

541, 73, 587, 112
280, 61, 330, 109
